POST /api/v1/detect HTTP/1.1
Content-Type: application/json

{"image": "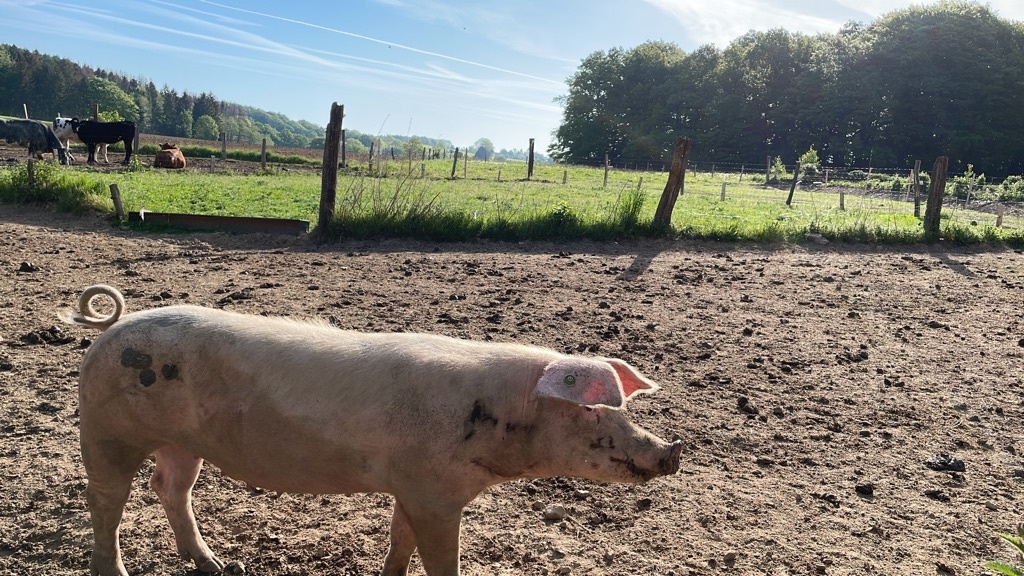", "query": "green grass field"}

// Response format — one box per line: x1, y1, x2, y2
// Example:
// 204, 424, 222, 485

0, 156, 1021, 245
